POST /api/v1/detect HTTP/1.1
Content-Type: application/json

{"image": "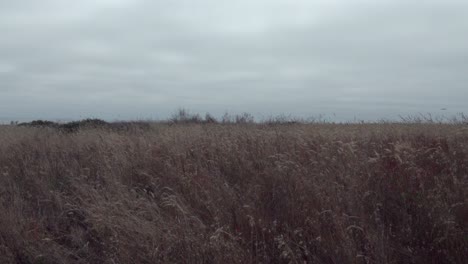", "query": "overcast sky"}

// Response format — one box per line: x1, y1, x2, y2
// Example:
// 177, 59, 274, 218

1, 0, 467, 122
